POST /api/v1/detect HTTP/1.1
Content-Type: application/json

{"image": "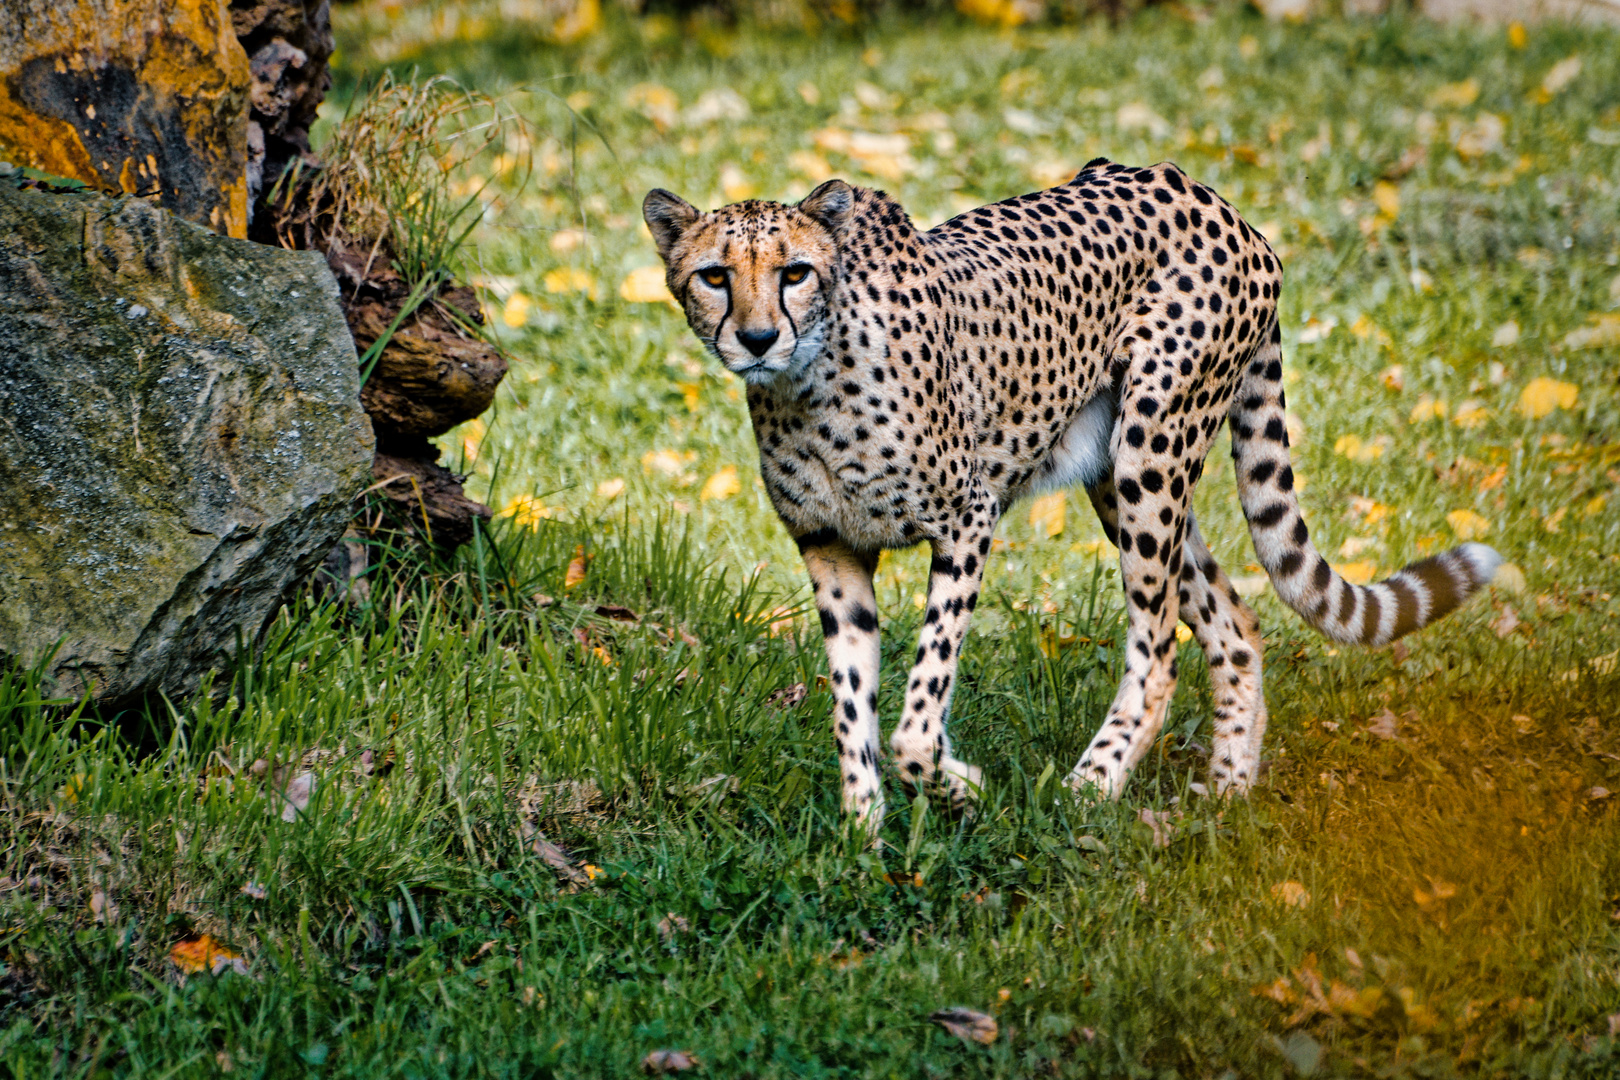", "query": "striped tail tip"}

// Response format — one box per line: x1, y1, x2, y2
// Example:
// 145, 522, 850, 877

1359, 542, 1503, 646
